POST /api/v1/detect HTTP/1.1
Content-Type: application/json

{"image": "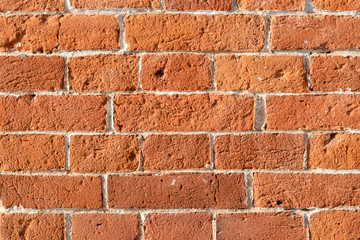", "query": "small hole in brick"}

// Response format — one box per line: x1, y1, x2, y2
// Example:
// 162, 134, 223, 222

276, 200, 283, 205
155, 70, 164, 78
